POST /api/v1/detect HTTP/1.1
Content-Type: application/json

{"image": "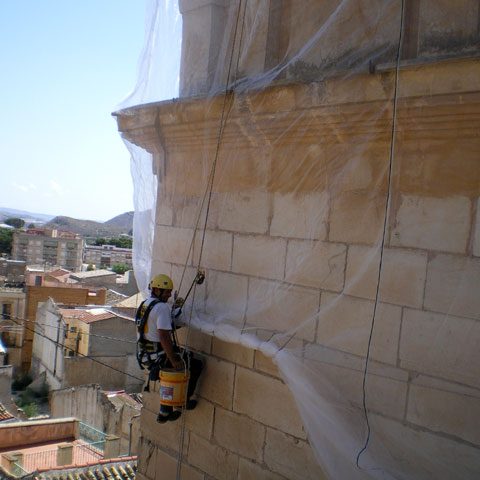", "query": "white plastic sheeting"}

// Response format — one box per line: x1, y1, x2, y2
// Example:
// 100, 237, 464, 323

116, 1, 480, 478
